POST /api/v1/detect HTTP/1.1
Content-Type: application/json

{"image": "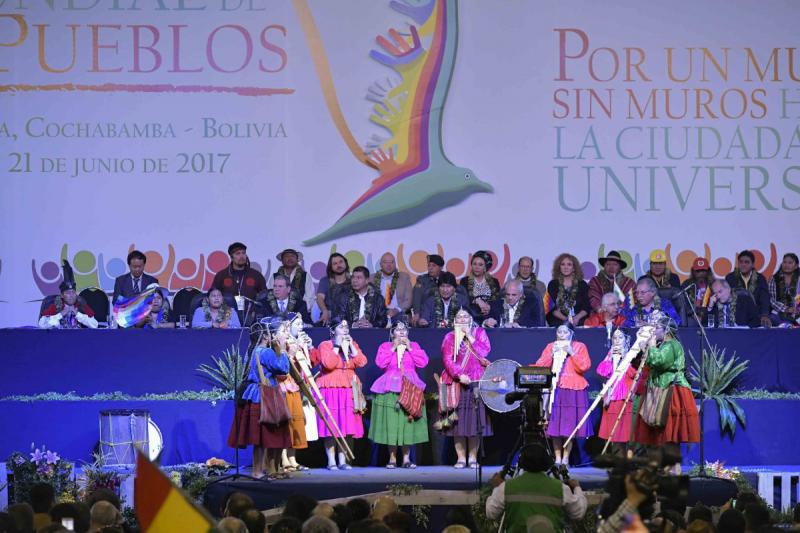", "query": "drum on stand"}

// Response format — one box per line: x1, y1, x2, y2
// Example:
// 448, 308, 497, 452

479, 359, 522, 413
99, 409, 150, 465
